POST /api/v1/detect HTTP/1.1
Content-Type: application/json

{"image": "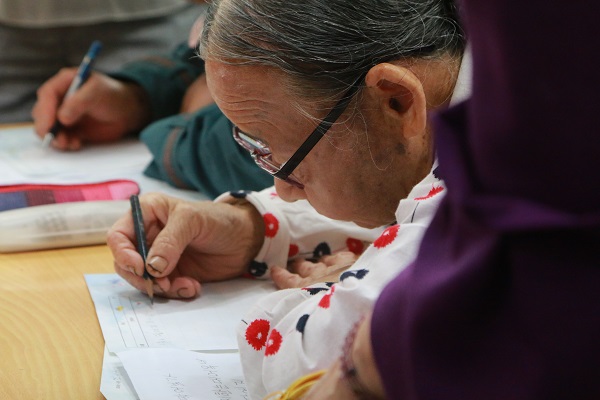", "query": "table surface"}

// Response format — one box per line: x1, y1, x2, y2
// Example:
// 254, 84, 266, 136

0, 244, 113, 399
